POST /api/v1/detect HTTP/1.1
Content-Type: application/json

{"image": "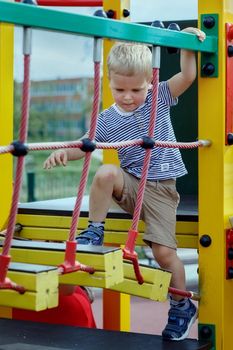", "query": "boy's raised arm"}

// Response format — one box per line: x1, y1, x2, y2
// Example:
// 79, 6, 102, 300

168, 27, 206, 98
